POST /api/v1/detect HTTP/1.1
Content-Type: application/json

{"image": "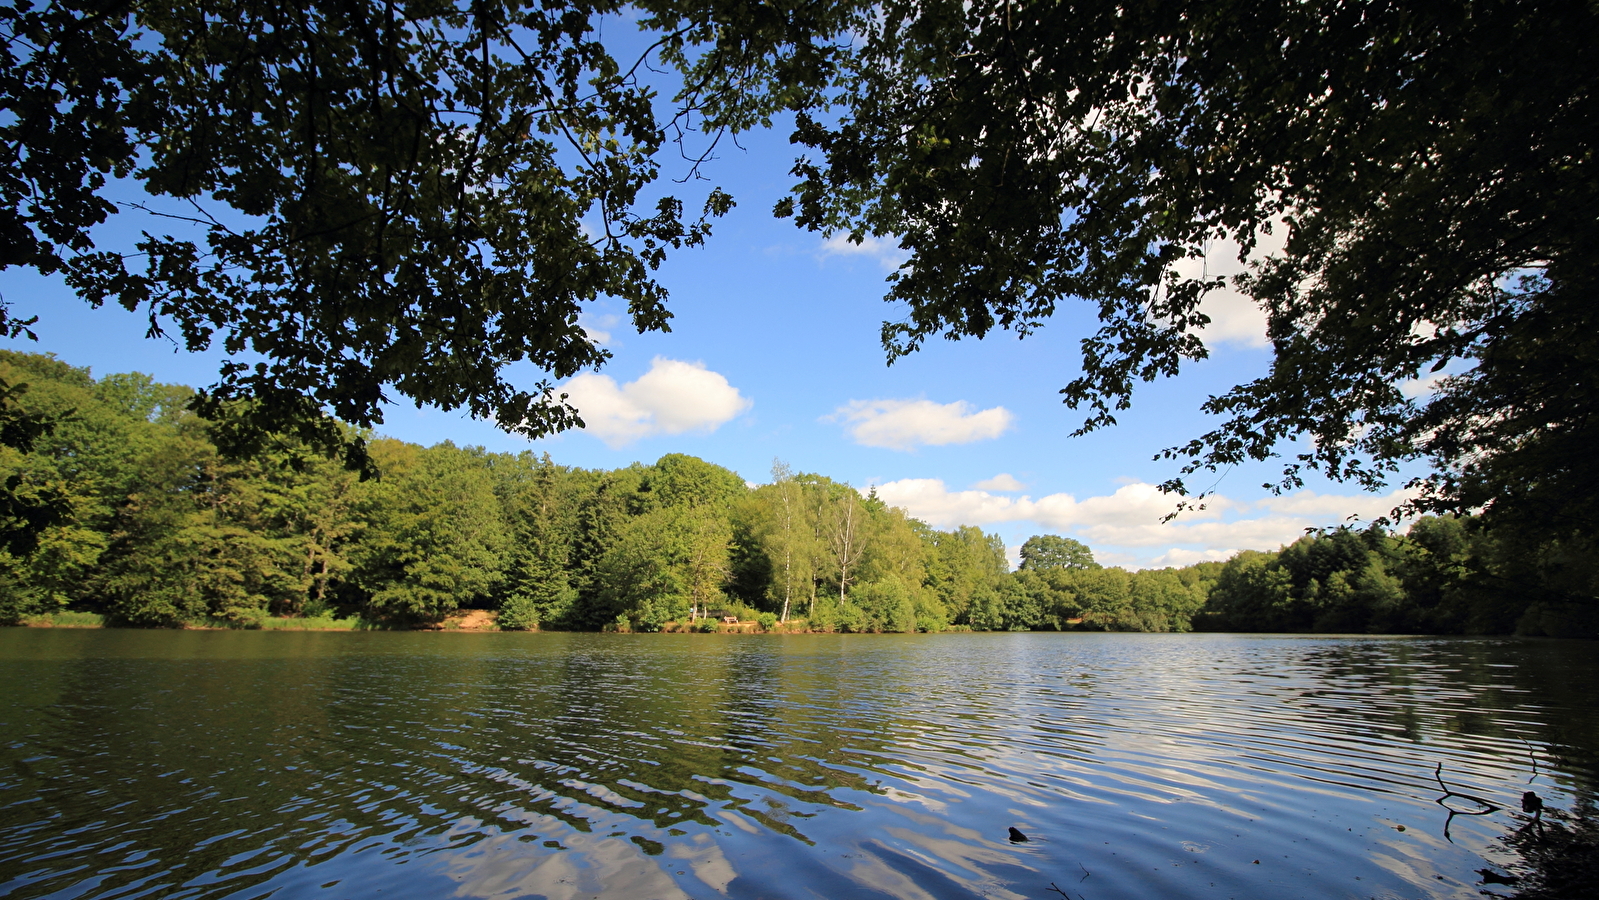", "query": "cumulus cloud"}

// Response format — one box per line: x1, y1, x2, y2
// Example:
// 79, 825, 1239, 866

560, 357, 751, 448
872, 479, 1026, 527
831, 398, 1014, 450
871, 478, 1416, 564
819, 233, 910, 271
1255, 488, 1415, 521
578, 311, 622, 345
1400, 373, 1446, 399
972, 473, 1027, 492
1149, 547, 1239, 568
1164, 224, 1292, 349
